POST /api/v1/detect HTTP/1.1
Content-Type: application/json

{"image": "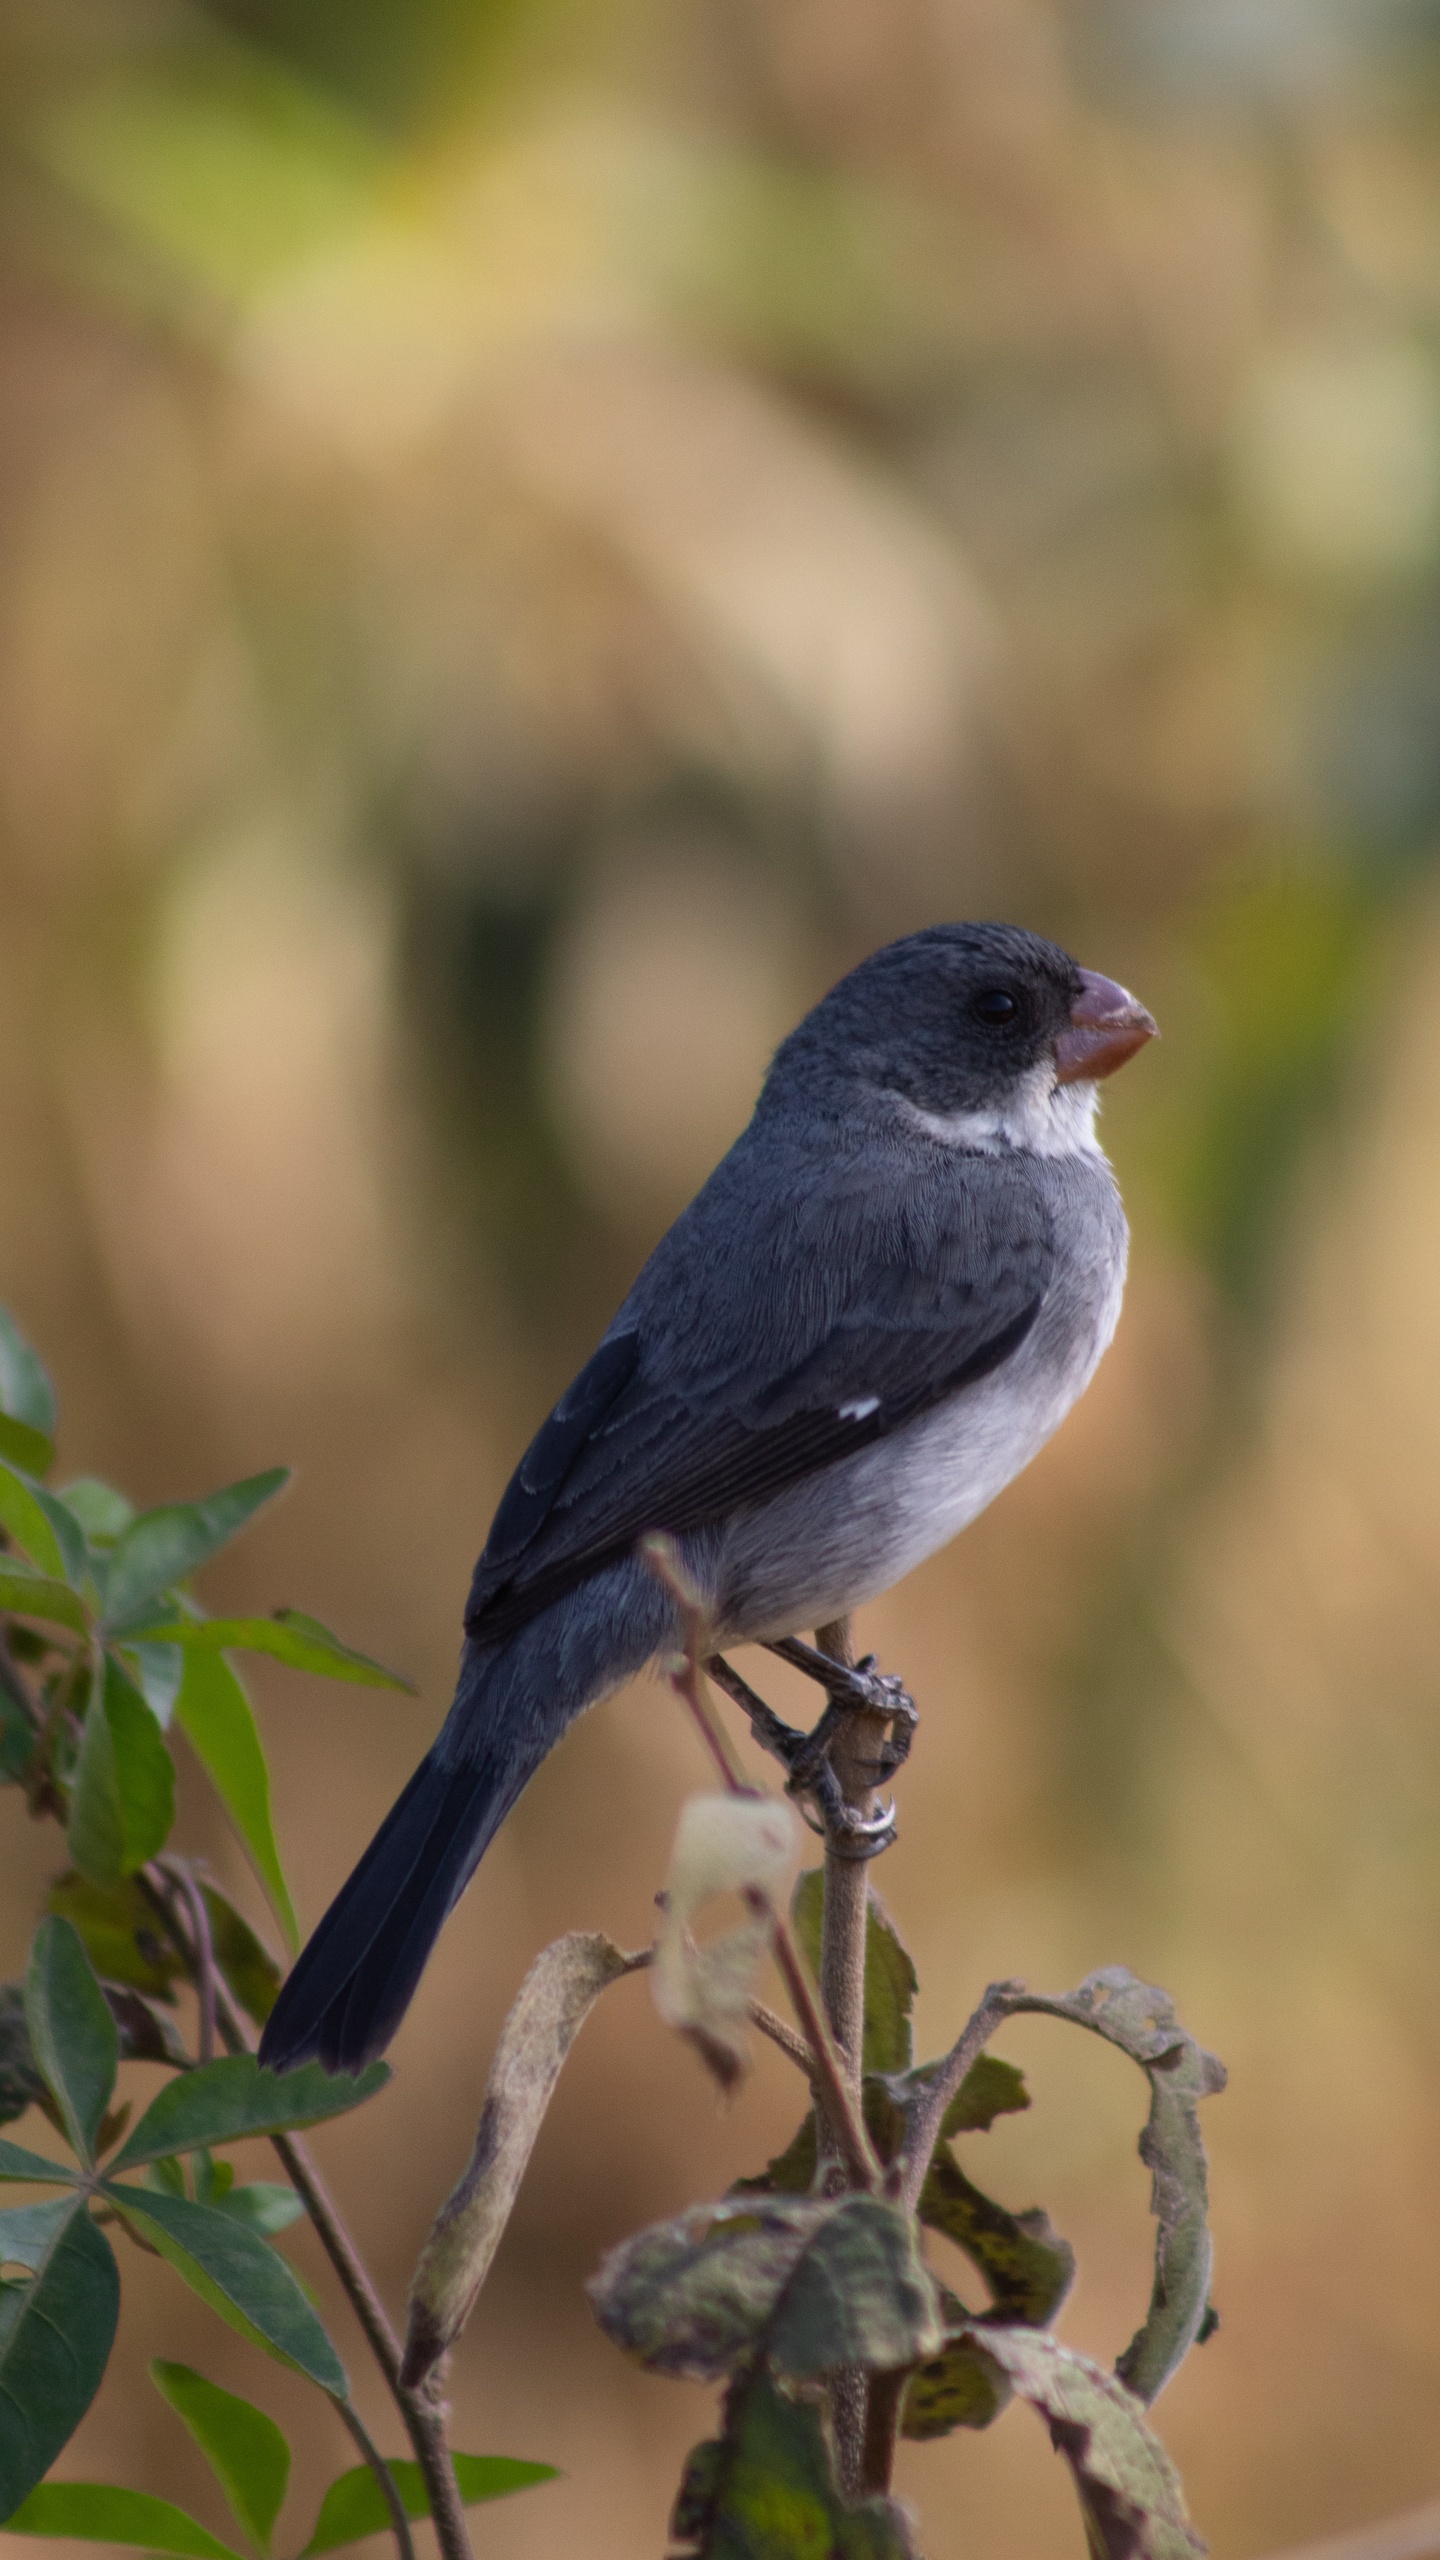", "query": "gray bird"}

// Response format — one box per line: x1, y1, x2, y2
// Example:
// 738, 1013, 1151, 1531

260, 921, 1155, 2073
